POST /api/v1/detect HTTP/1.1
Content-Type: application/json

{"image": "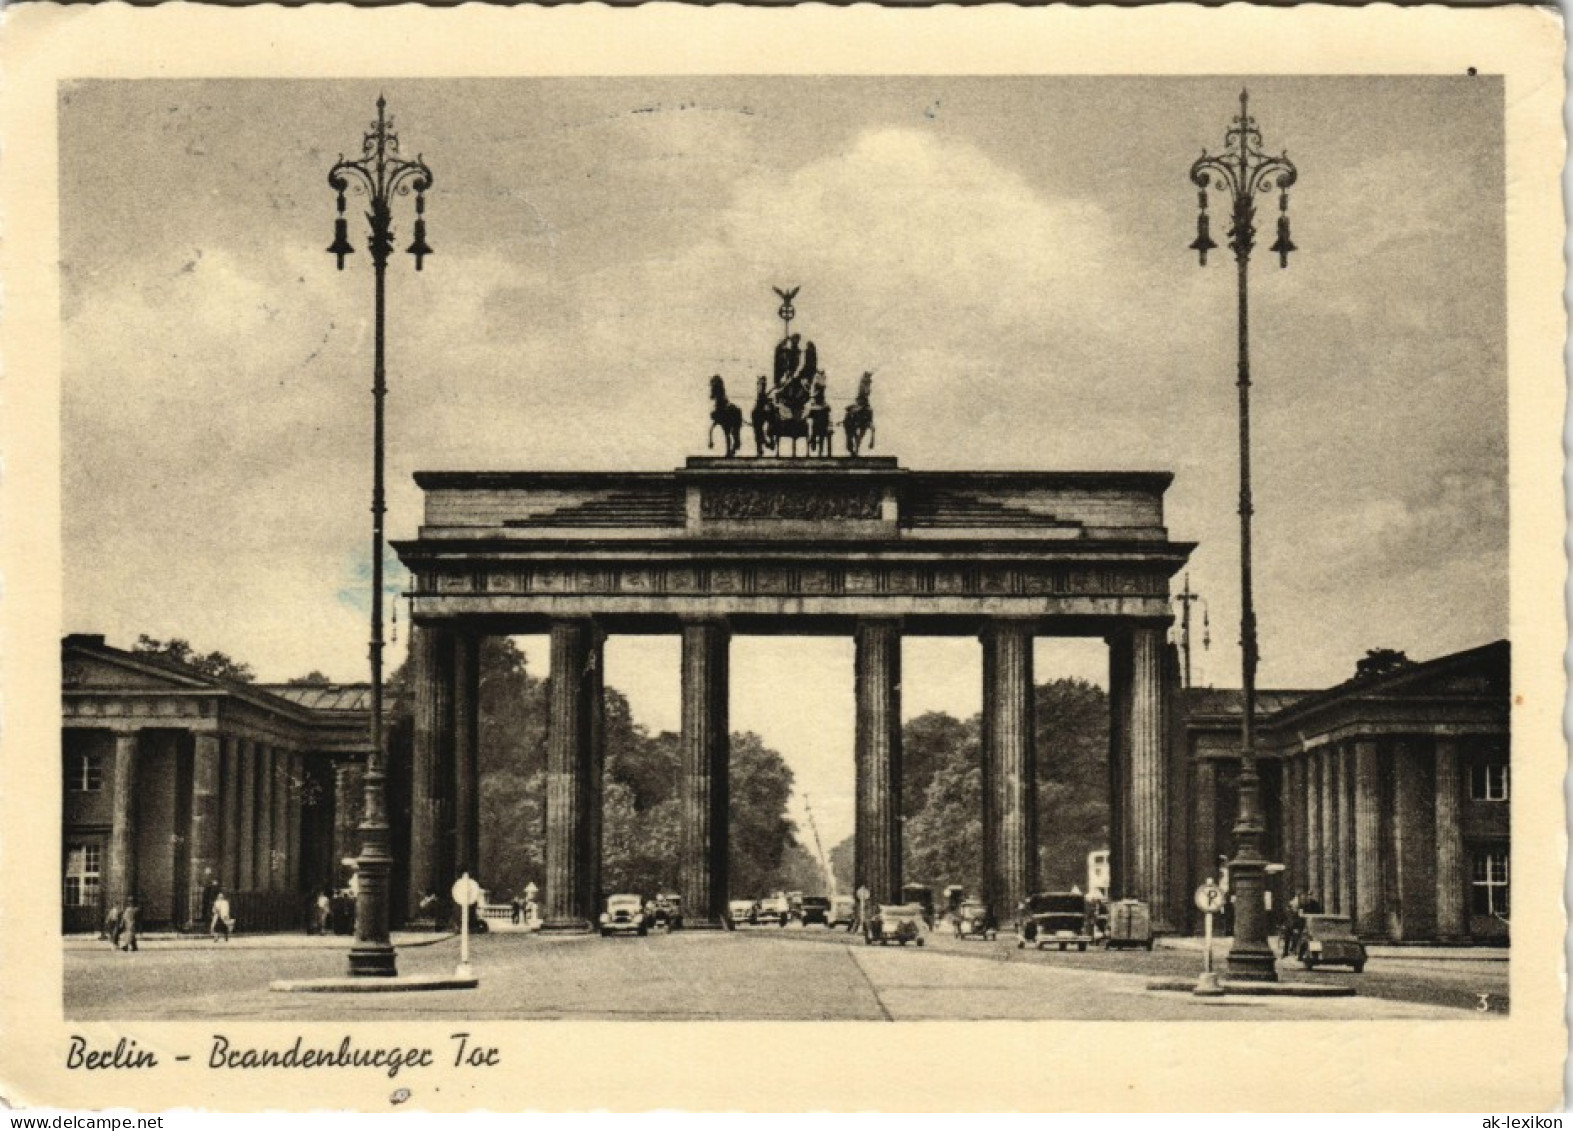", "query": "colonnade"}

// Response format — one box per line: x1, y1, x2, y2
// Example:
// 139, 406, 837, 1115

99, 727, 306, 924
1278, 736, 1468, 940
406, 616, 1177, 931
